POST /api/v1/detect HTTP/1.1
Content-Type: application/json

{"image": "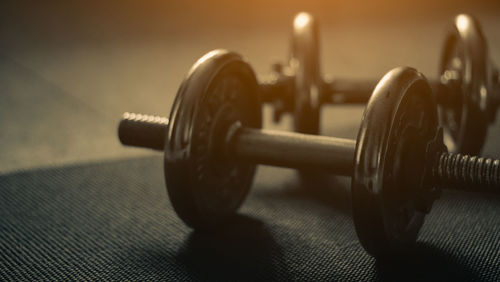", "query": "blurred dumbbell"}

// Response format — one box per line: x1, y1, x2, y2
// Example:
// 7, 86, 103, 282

260, 13, 500, 155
